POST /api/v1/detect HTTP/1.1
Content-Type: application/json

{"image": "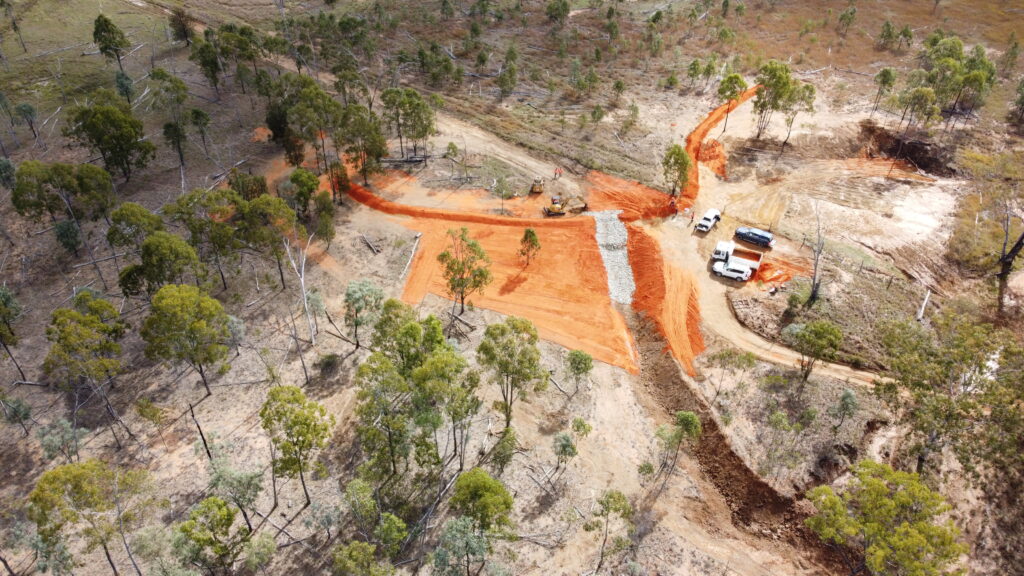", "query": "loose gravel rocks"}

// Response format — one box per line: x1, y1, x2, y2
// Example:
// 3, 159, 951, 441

588, 210, 636, 305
